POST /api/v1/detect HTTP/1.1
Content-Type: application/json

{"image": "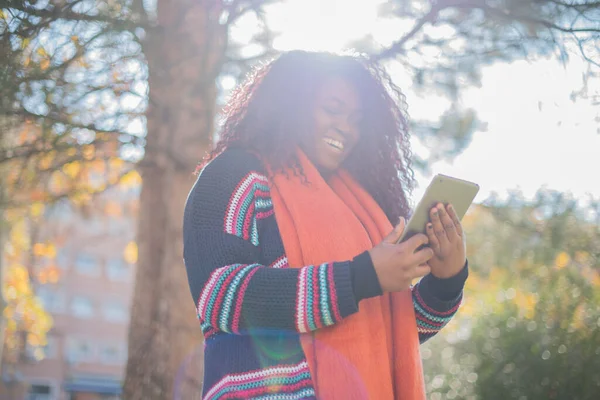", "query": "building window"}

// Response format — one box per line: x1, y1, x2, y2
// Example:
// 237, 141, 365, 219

36, 287, 66, 314
106, 258, 130, 281
75, 253, 99, 276
71, 296, 94, 319
66, 337, 94, 364
26, 383, 52, 400
103, 300, 128, 323
99, 342, 126, 365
